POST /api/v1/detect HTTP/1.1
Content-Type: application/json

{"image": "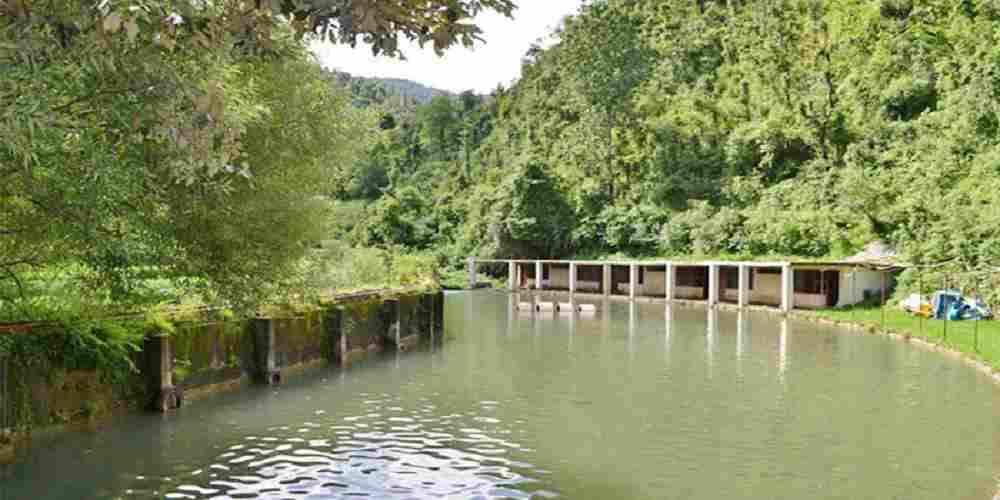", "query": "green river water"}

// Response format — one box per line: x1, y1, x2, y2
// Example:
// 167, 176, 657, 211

1, 291, 998, 499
